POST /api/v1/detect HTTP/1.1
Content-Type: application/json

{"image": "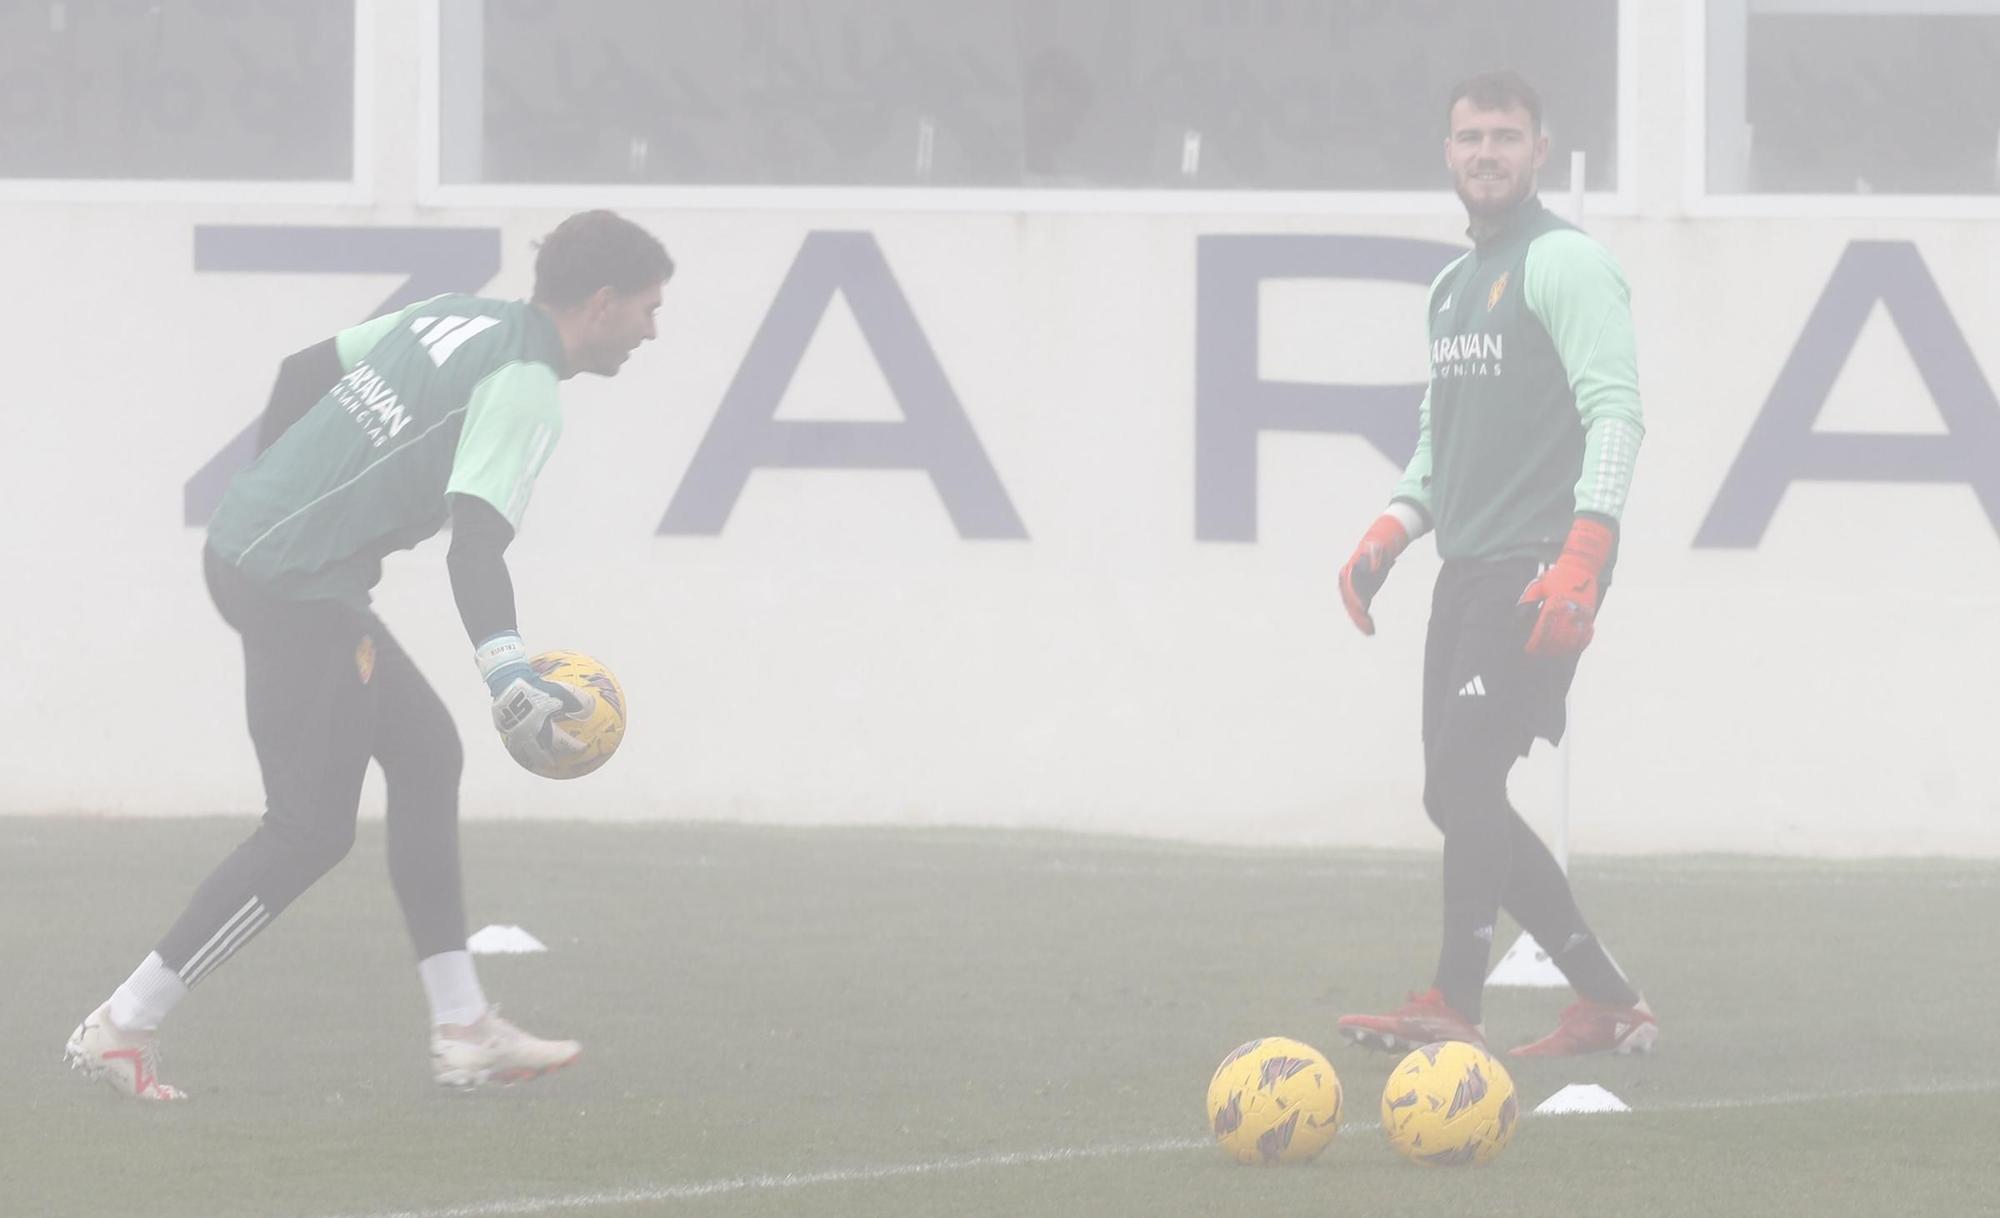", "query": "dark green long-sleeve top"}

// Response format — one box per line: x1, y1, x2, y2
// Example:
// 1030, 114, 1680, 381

1392, 198, 1645, 562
